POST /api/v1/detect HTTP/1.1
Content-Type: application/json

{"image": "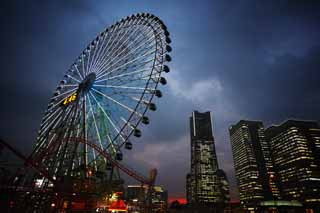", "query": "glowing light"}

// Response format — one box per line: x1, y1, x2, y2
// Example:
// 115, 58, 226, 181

63, 92, 77, 105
